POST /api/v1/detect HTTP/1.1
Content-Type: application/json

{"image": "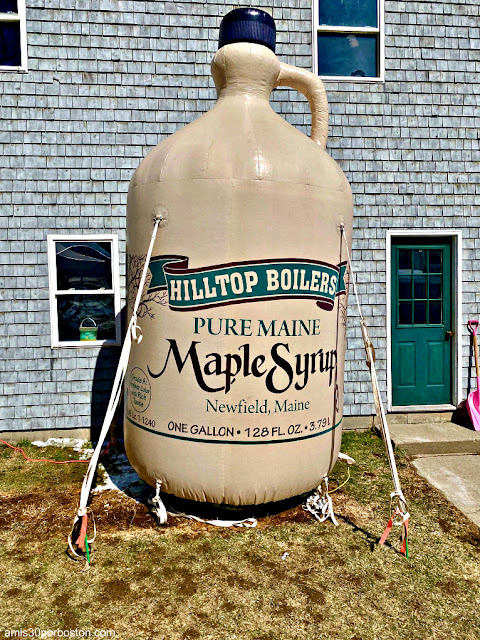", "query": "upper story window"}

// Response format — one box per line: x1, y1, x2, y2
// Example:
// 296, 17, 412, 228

47, 235, 121, 348
0, 0, 28, 72
313, 0, 384, 81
